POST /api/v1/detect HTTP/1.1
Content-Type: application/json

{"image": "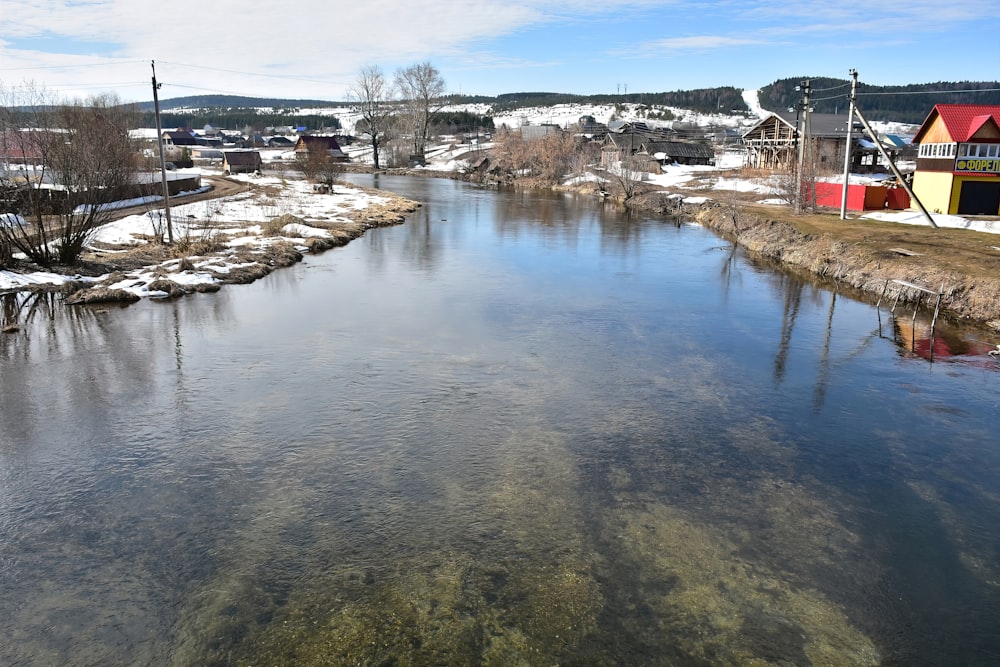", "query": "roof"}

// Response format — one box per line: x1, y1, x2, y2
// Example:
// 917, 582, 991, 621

775, 111, 858, 138
644, 141, 715, 159
743, 112, 858, 140
296, 135, 343, 151
0, 129, 47, 161
164, 130, 199, 146
223, 151, 262, 166
912, 104, 1000, 144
